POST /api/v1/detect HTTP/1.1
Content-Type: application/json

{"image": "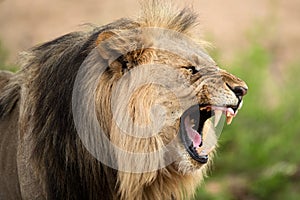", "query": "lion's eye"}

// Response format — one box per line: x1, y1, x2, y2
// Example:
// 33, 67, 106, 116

184, 66, 198, 74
